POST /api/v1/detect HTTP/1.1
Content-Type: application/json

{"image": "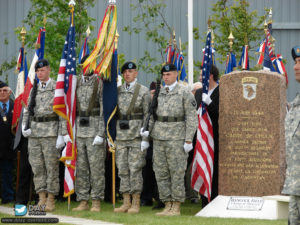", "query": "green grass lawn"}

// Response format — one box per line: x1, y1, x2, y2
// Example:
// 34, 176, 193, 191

50, 200, 287, 225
